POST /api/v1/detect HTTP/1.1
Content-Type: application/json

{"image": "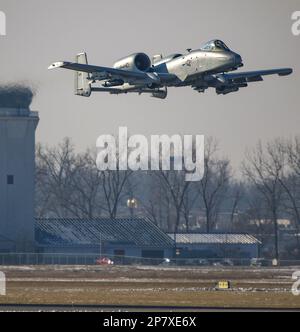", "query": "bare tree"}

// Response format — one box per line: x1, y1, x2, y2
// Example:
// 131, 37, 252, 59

36, 138, 132, 219
286, 136, 300, 177
154, 170, 191, 233
234, 185, 275, 258
101, 168, 132, 219
284, 137, 300, 228
242, 140, 285, 260
139, 173, 164, 227
197, 138, 231, 233
35, 138, 79, 217
275, 138, 300, 254
68, 149, 105, 218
